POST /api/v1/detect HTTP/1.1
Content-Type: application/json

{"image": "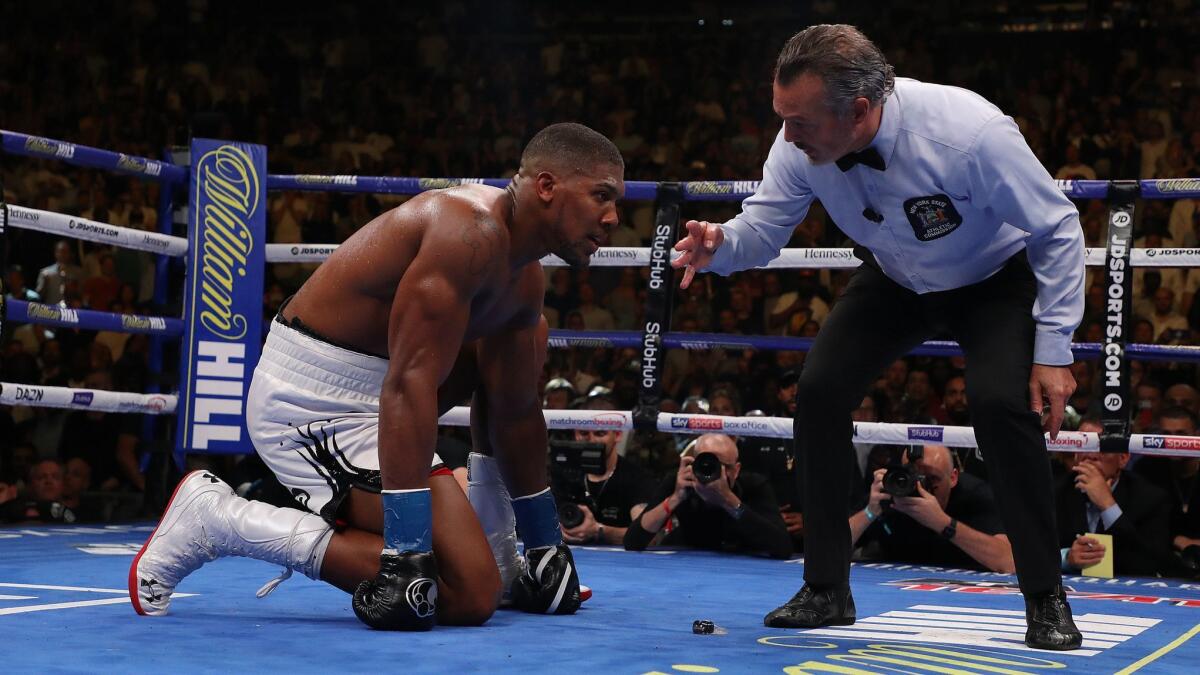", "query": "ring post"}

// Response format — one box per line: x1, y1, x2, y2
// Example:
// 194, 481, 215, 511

1099, 180, 1137, 453
633, 182, 681, 431
174, 139, 267, 467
